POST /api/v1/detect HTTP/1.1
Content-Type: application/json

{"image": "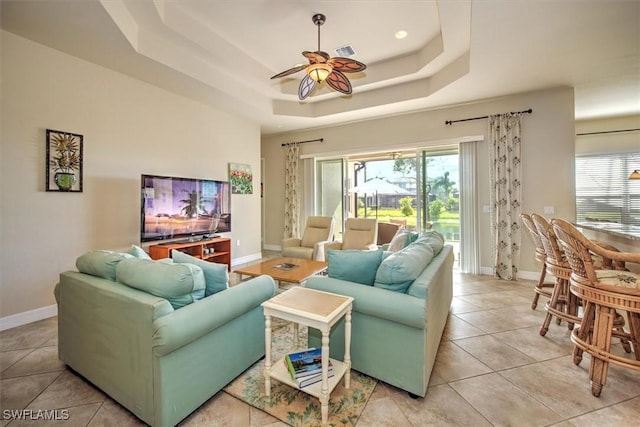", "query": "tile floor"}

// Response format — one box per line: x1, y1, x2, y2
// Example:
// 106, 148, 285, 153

1, 264, 639, 426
